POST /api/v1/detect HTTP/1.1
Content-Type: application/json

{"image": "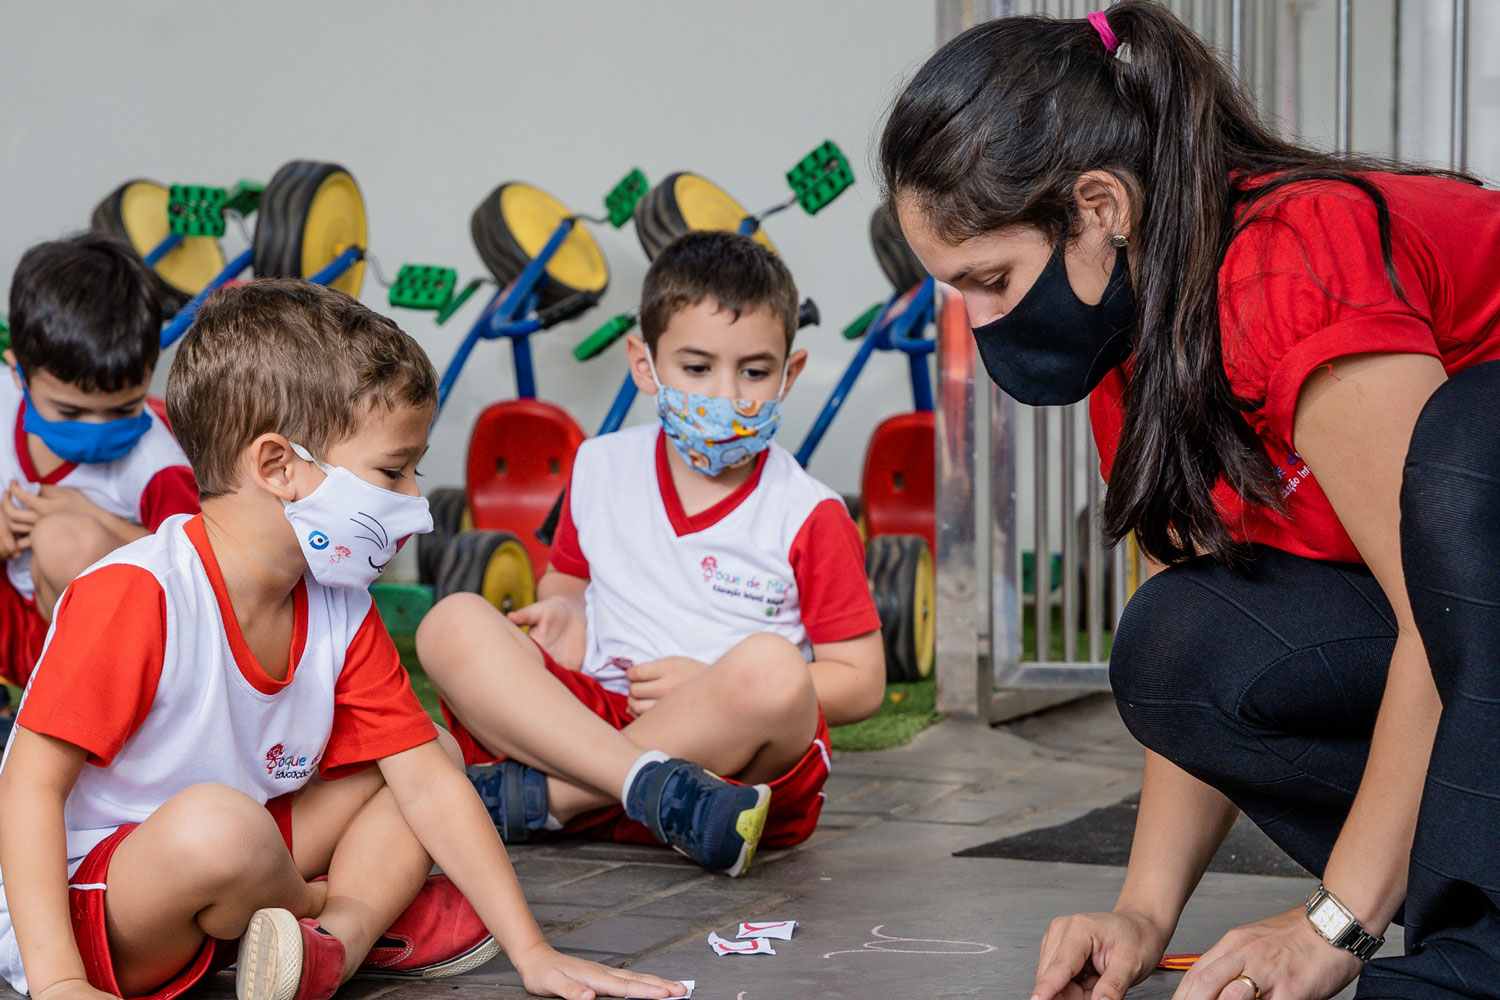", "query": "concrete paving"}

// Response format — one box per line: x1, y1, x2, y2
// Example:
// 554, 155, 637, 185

7, 696, 1401, 999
